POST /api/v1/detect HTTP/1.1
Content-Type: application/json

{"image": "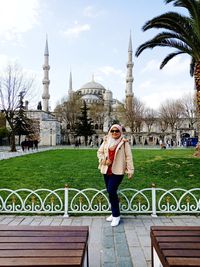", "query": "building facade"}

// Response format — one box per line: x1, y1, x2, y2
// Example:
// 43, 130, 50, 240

14, 34, 196, 148
59, 33, 197, 147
